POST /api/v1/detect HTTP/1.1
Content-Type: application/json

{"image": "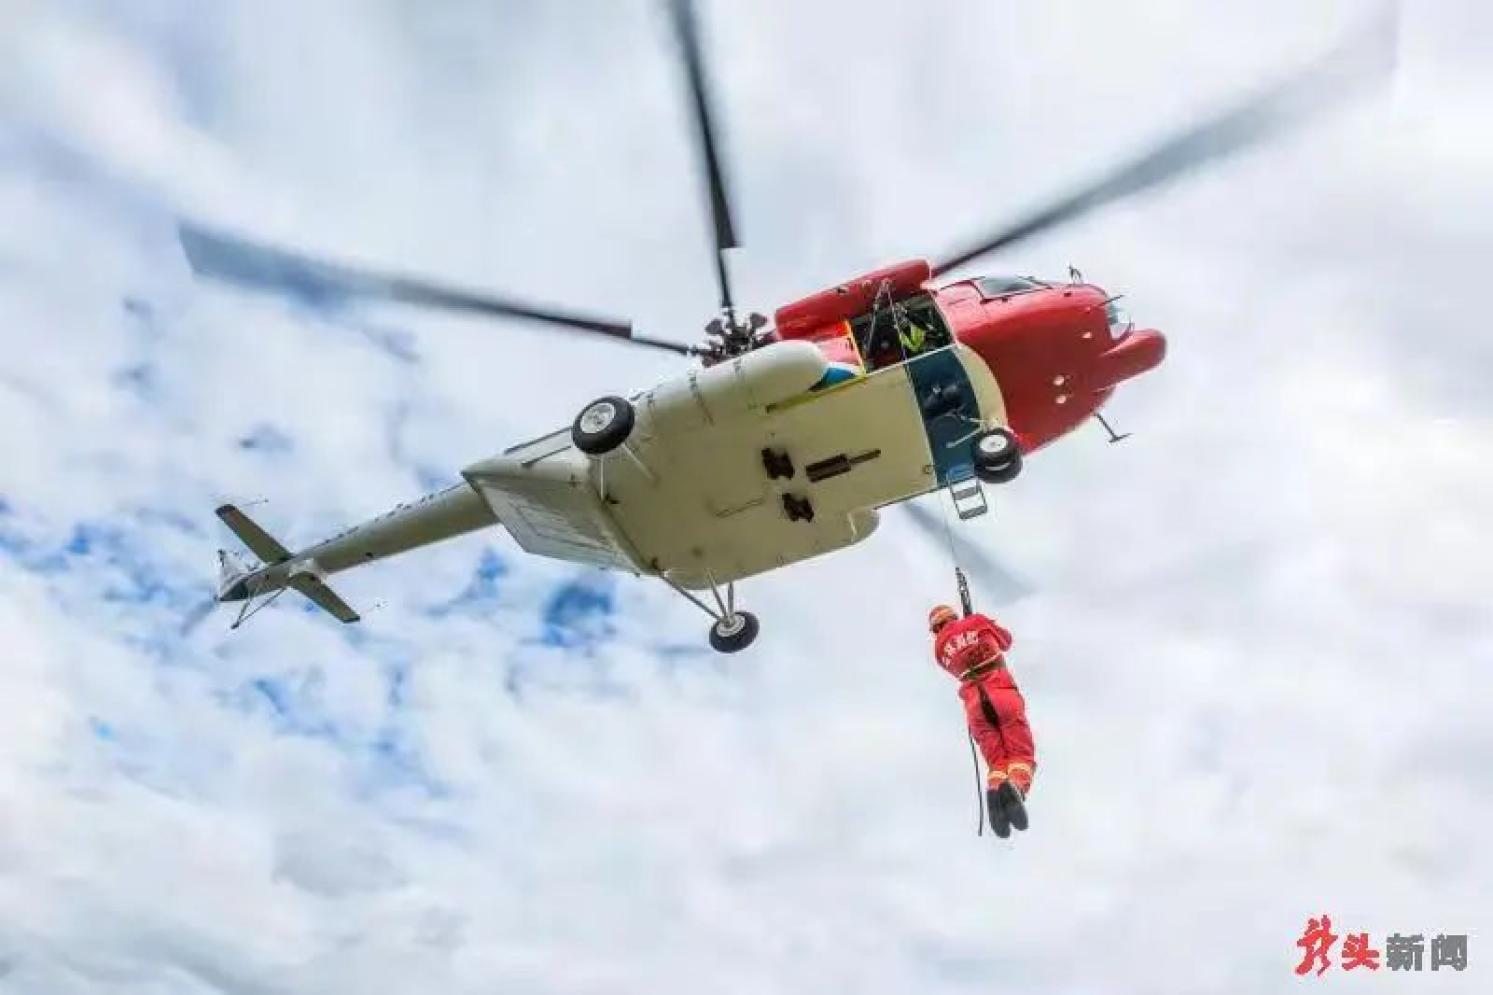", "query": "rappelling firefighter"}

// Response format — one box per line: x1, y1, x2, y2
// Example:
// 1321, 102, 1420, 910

928, 604, 1036, 838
